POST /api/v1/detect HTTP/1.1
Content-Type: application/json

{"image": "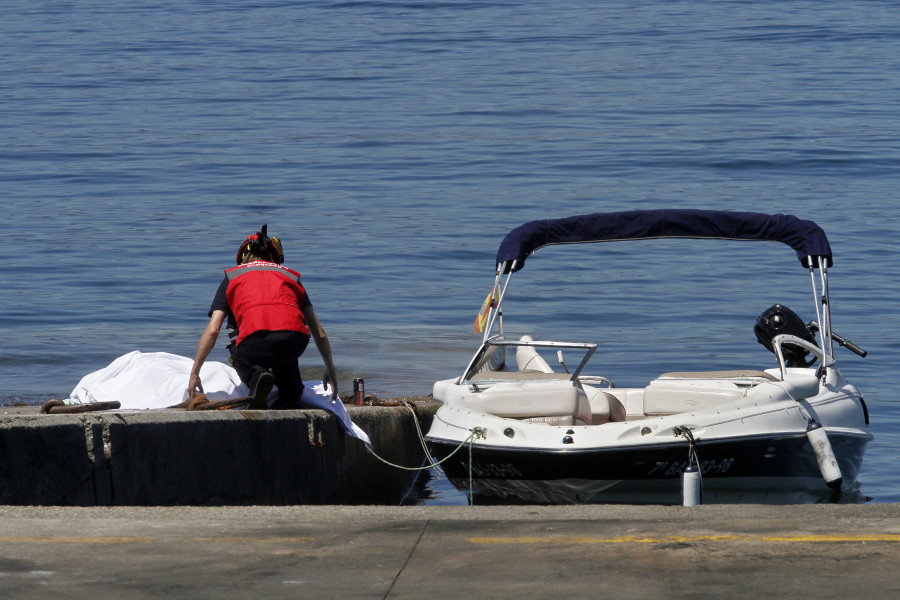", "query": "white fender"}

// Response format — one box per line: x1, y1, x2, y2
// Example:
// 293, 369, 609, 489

682, 463, 701, 506
806, 420, 843, 491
